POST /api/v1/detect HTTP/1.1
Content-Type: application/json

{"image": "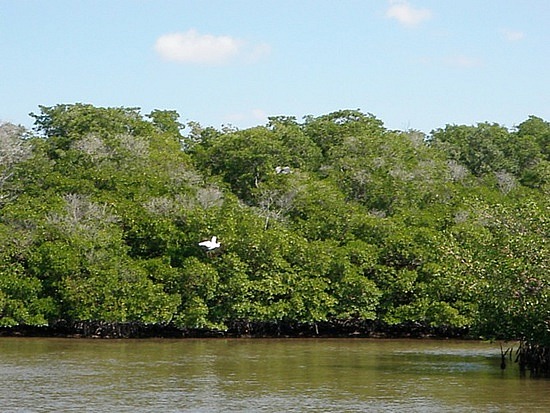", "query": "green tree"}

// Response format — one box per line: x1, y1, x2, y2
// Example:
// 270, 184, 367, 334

0, 122, 32, 205
303, 109, 385, 158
